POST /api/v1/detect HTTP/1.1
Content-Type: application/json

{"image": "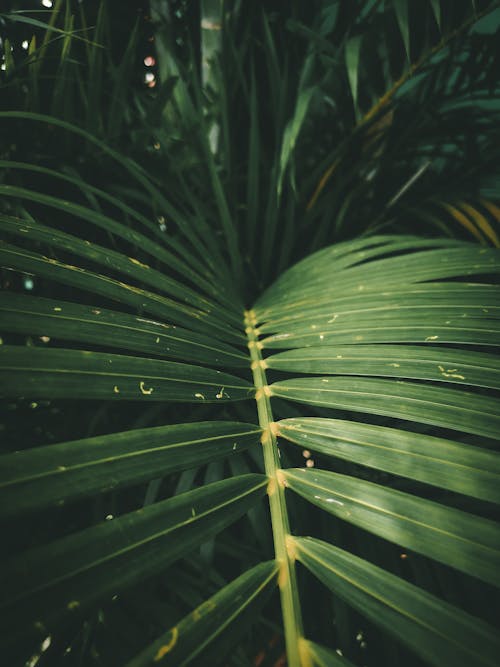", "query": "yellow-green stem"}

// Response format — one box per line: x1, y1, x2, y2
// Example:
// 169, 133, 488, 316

244, 309, 305, 667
